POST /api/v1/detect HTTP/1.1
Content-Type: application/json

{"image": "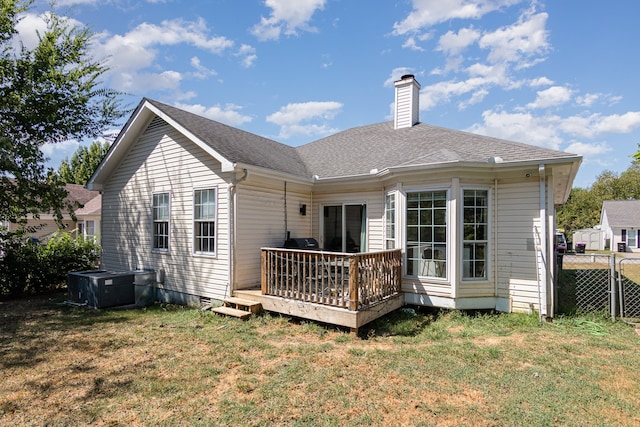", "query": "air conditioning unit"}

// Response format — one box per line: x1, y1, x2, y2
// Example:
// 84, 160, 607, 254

67, 270, 136, 308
